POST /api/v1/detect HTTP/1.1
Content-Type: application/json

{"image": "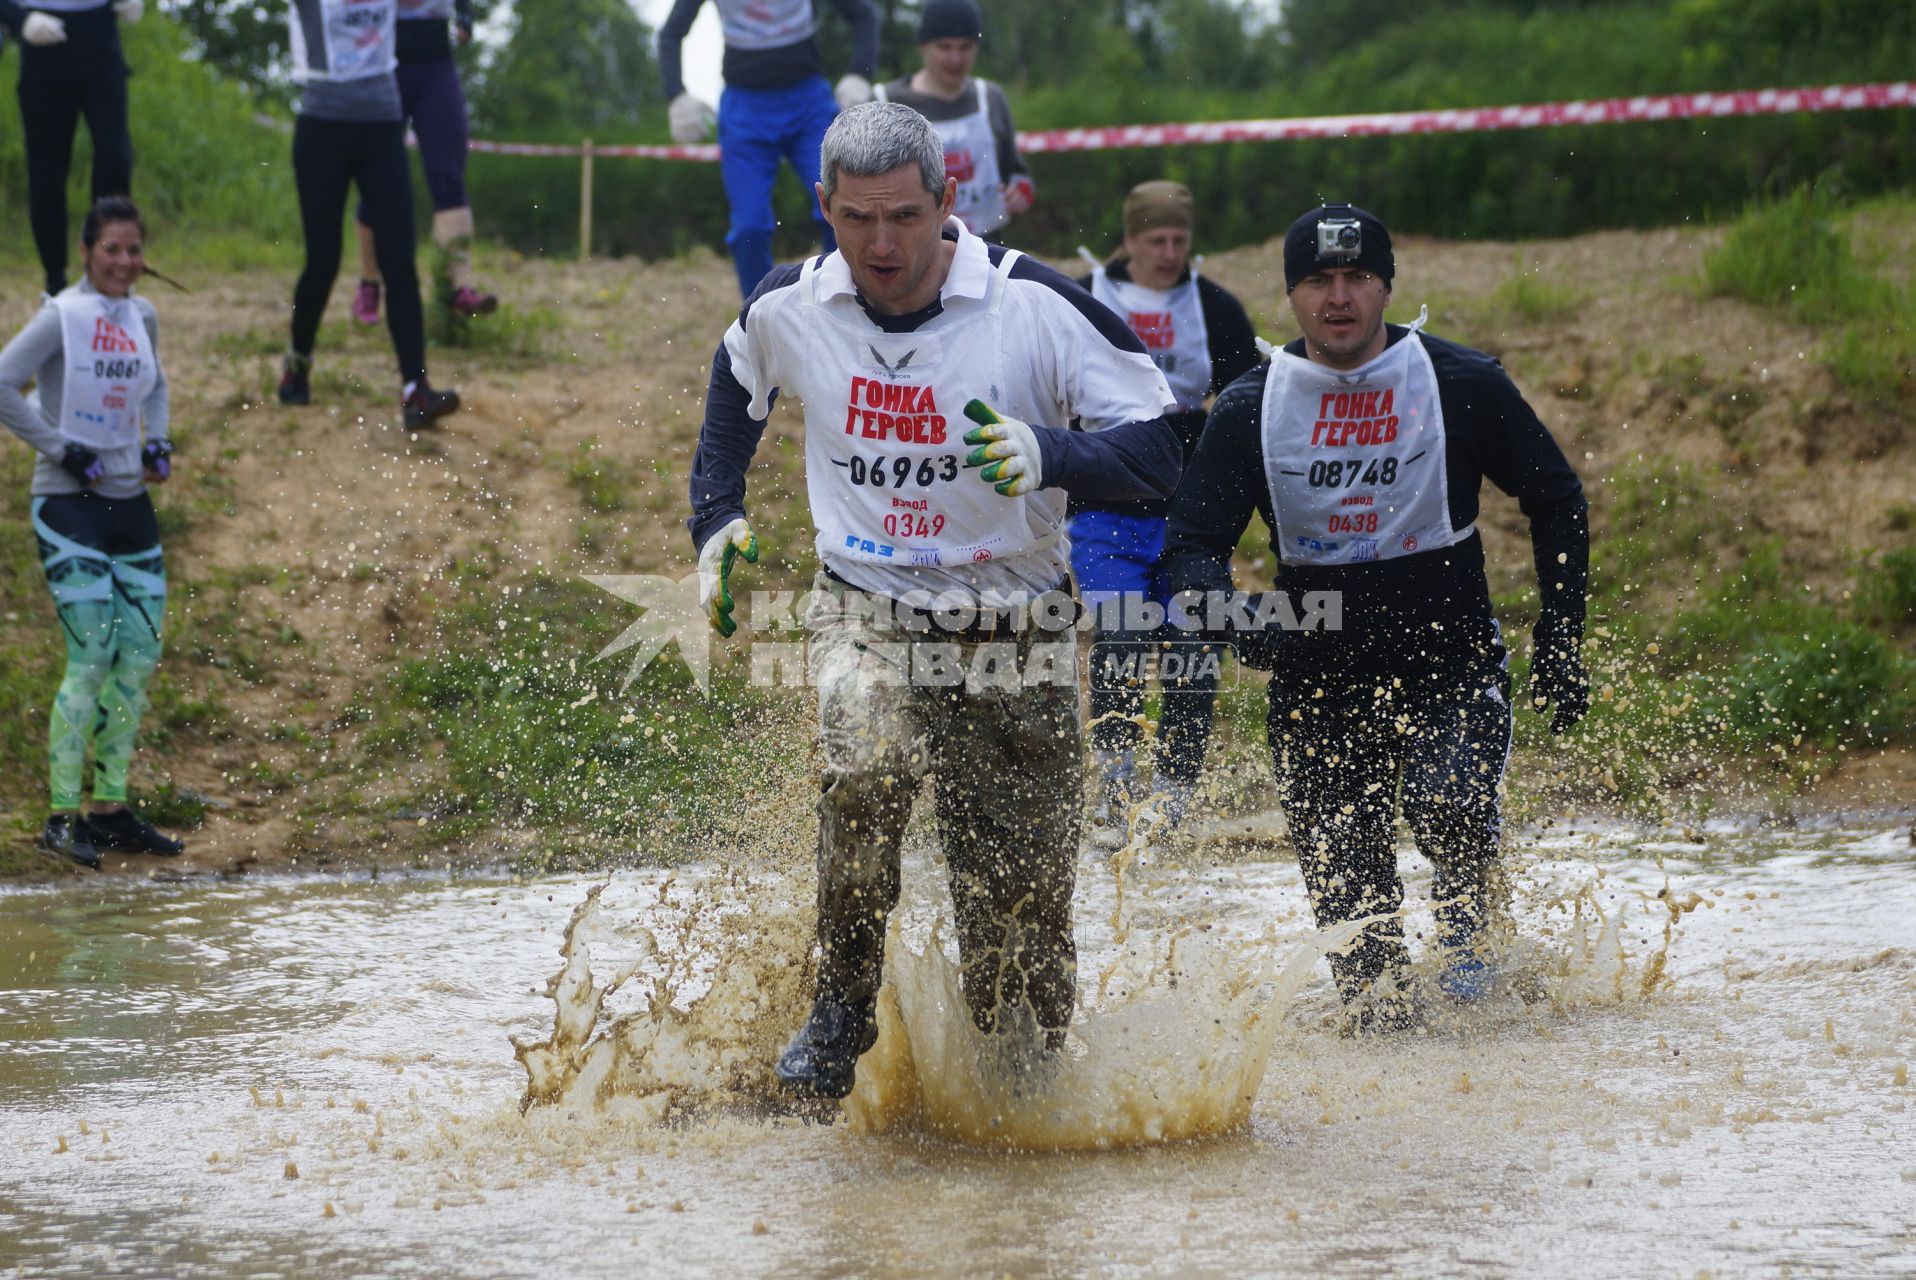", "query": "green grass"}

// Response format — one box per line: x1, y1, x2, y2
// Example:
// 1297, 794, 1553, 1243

356, 573, 804, 868
426, 245, 562, 361
1704, 186, 1915, 411
562, 438, 634, 513
1492, 264, 1584, 323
